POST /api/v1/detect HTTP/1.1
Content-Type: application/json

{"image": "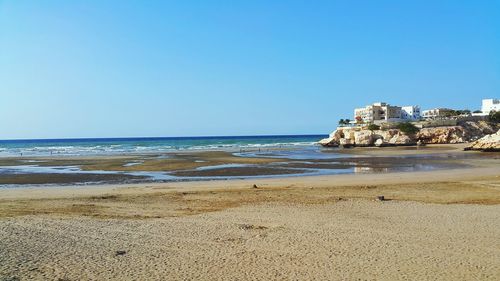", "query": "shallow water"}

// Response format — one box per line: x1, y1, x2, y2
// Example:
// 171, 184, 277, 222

195, 163, 253, 171
234, 147, 354, 160
0, 147, 469, 188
